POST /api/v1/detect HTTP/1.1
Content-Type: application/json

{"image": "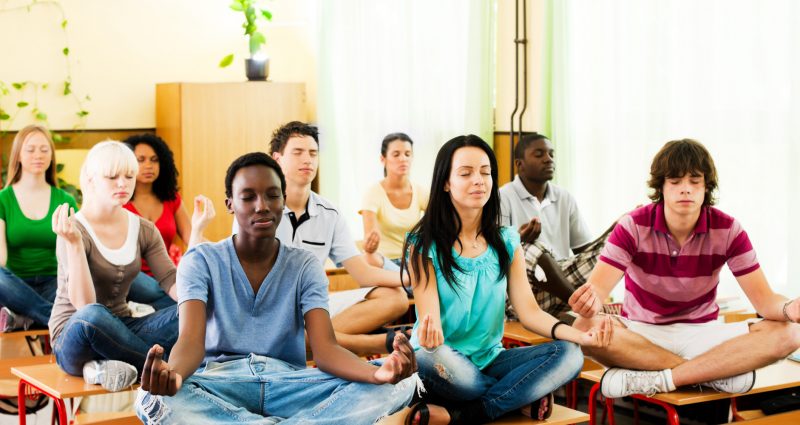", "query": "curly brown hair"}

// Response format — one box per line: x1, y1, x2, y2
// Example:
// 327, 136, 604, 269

648, 139, 718, 206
